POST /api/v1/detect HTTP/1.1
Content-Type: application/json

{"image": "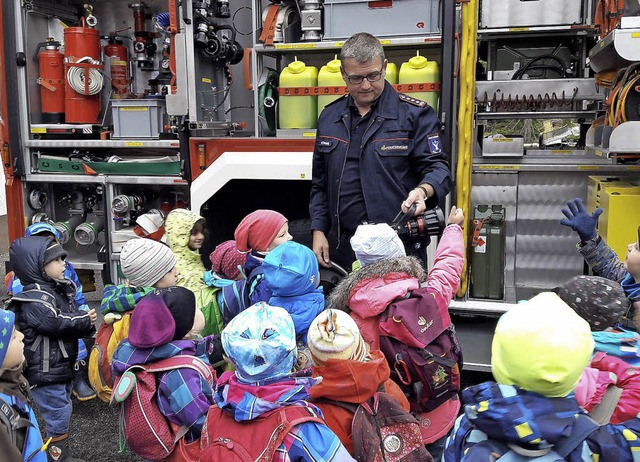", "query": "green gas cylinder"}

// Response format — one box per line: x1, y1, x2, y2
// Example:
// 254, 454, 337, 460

399, 52, 439, 110
318, 55, 344, 119
279, 57, 318, 129
385, 62, 399, 84
470, 205, 506, 300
